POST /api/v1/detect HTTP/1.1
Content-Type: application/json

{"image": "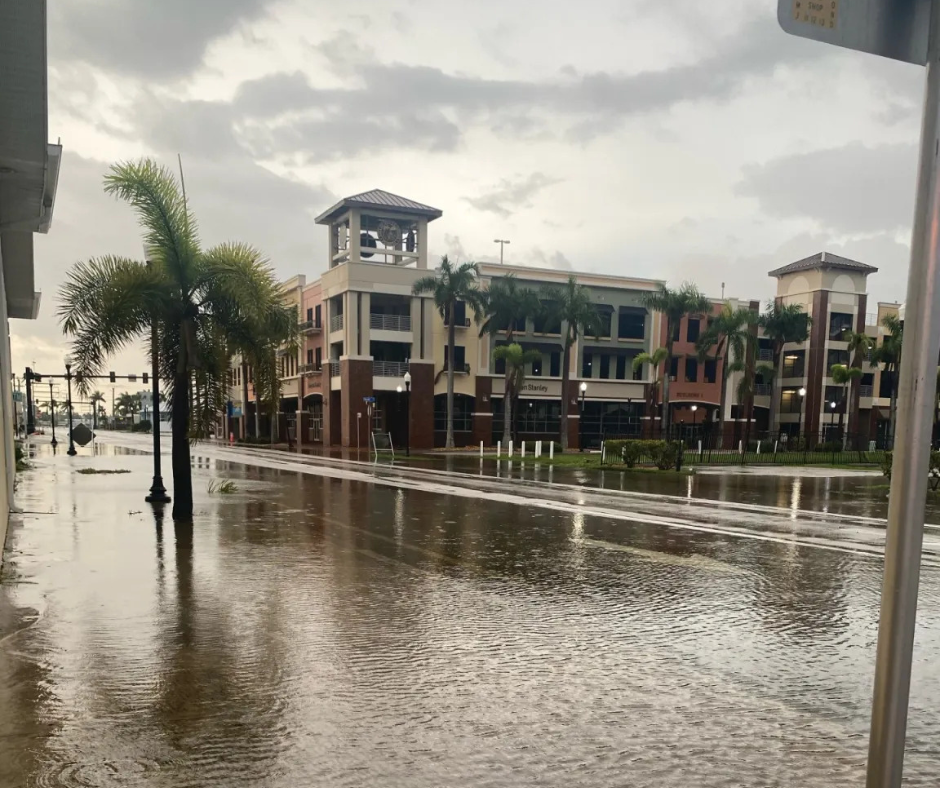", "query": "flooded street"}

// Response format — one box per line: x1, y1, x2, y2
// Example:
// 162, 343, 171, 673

4, 439, 940, 786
